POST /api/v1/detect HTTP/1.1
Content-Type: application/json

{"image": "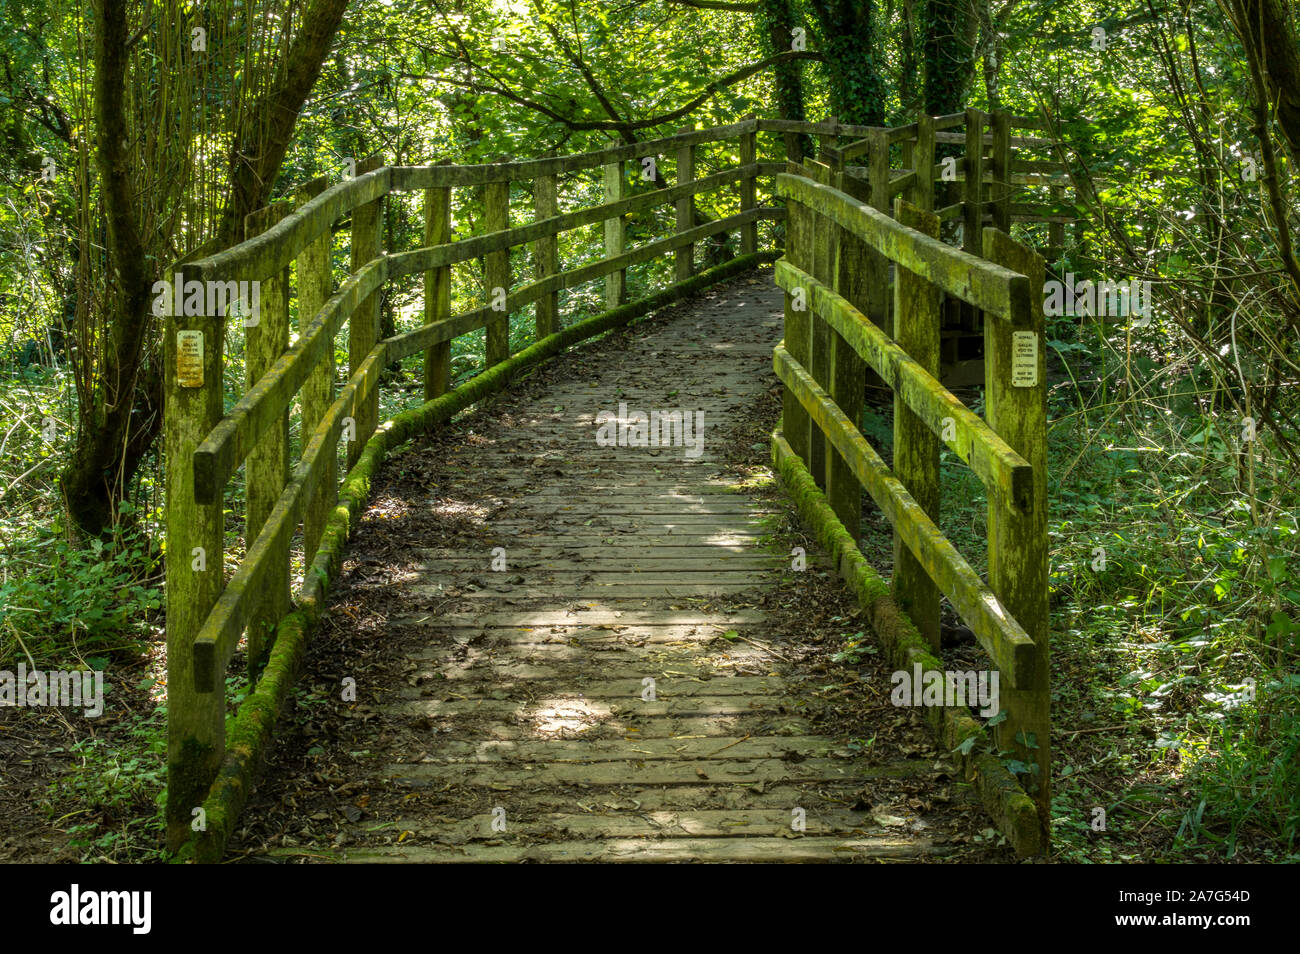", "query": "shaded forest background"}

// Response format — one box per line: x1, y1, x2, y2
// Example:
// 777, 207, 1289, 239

0, 0, 1297, 861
